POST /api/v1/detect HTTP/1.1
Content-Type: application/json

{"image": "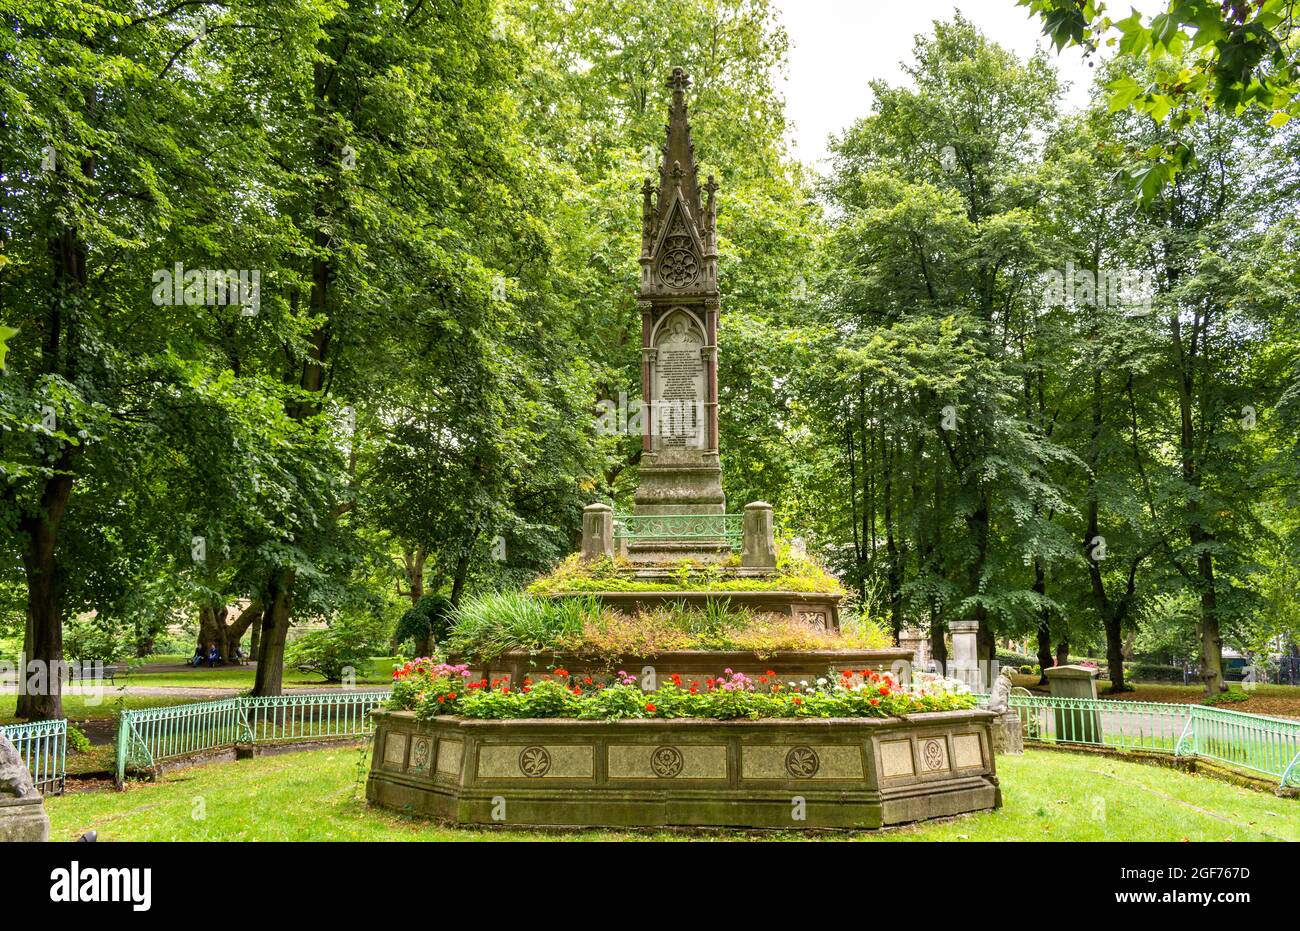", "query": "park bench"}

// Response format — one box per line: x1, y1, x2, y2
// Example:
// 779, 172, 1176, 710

66, 663, 128, 685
